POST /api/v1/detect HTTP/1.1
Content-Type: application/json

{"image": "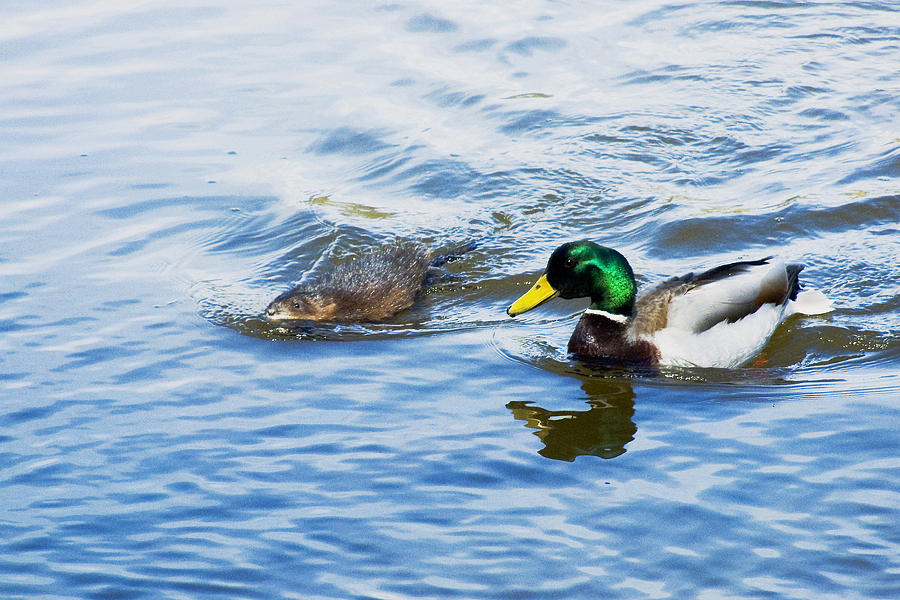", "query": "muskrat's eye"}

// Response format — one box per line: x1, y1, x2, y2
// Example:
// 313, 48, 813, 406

293, 301, 301, 309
